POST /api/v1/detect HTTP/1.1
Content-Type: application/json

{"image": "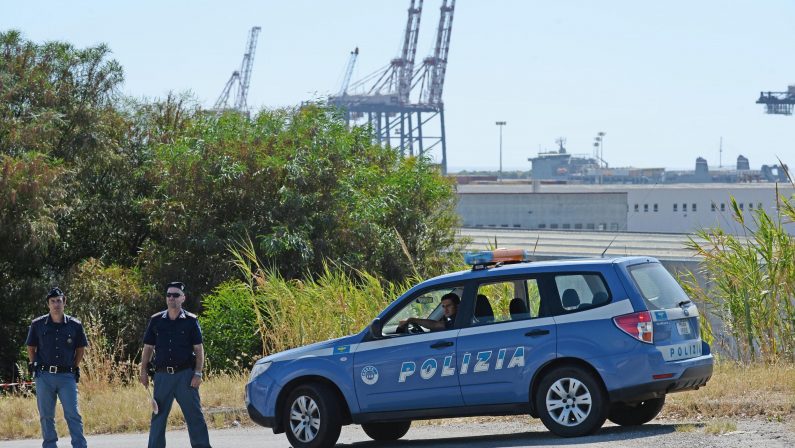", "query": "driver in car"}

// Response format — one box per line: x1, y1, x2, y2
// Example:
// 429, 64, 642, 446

398, 292, 459, 332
